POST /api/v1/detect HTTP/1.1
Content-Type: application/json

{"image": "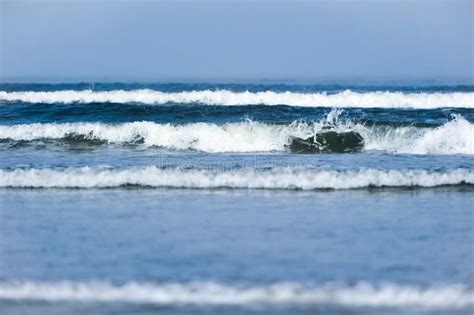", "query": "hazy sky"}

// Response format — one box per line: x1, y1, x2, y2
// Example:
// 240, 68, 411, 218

1, 0, 473, 82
